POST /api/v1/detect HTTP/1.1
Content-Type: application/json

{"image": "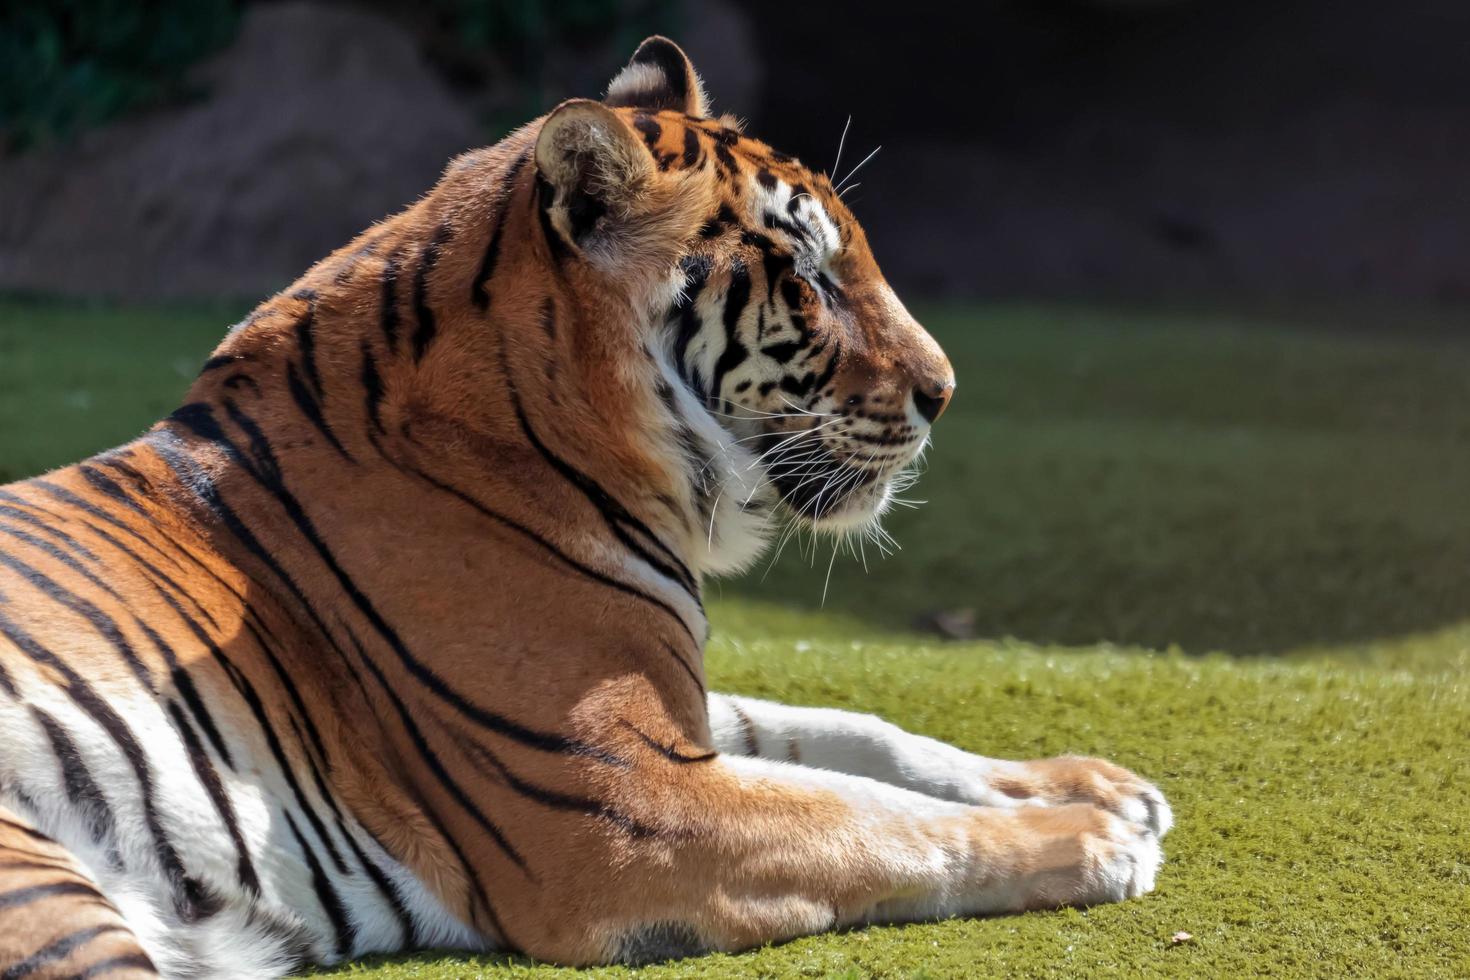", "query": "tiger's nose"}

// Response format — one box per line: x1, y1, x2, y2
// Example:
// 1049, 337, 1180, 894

913, 378, 955, 424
